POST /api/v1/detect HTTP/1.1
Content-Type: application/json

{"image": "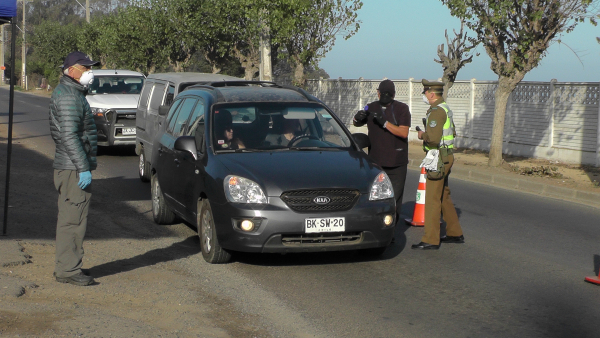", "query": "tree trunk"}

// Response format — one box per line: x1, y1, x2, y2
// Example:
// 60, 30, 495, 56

488, 76, 520, 167
293, 62, 304, 87
244, 67, 255, 81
